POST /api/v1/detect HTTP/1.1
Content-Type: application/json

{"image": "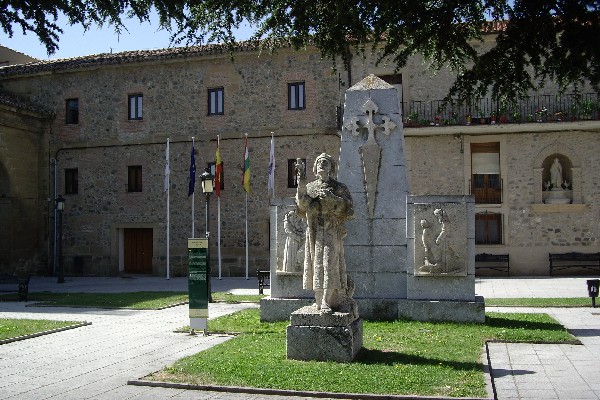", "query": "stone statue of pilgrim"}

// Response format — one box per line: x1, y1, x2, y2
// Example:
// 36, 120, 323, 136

296, 153, 355, 314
